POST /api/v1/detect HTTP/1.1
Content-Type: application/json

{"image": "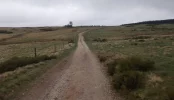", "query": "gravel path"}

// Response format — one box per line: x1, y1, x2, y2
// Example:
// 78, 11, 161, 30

18, 32, 123, 100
